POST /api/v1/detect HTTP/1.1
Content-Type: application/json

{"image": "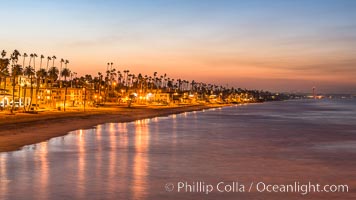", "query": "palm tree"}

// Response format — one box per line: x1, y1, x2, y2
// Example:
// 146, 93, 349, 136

64, 60, 69, 69
51, 55, 57, 85
23, 65, 35, 111
44, 56, 51, 87
64, 59, 69, 86
61, 67, 71, 82
117, 71, 122, 87
36, 68, 47, 86
105, 63, 111, 90
61, 67, 71, 111
71, 71, 77, 88
22, 53, 28, 69
33, 53, 38, 72
28, 54, 33, 67
153, 72, 158, 89
123, 70, 129, 87
96, 72, 103, 102
10, 50, 22, 113
46, 56, 51, 71
0, 51, 10, 107
48, 66, 59, 86
25, 54, 36, 110
37, 55, 45, 99
0, 59, 9, 87
11, 64, 23, 112
1, 50, 6, 58
47, 66, 59, 108
0, 50, 9, 80
15, 52, 25, 108
59, 58, 64, 81
39, 55, 44, 69
51, 55, 56, 67
36, 68, 47, 110
32, 53, 39, 107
